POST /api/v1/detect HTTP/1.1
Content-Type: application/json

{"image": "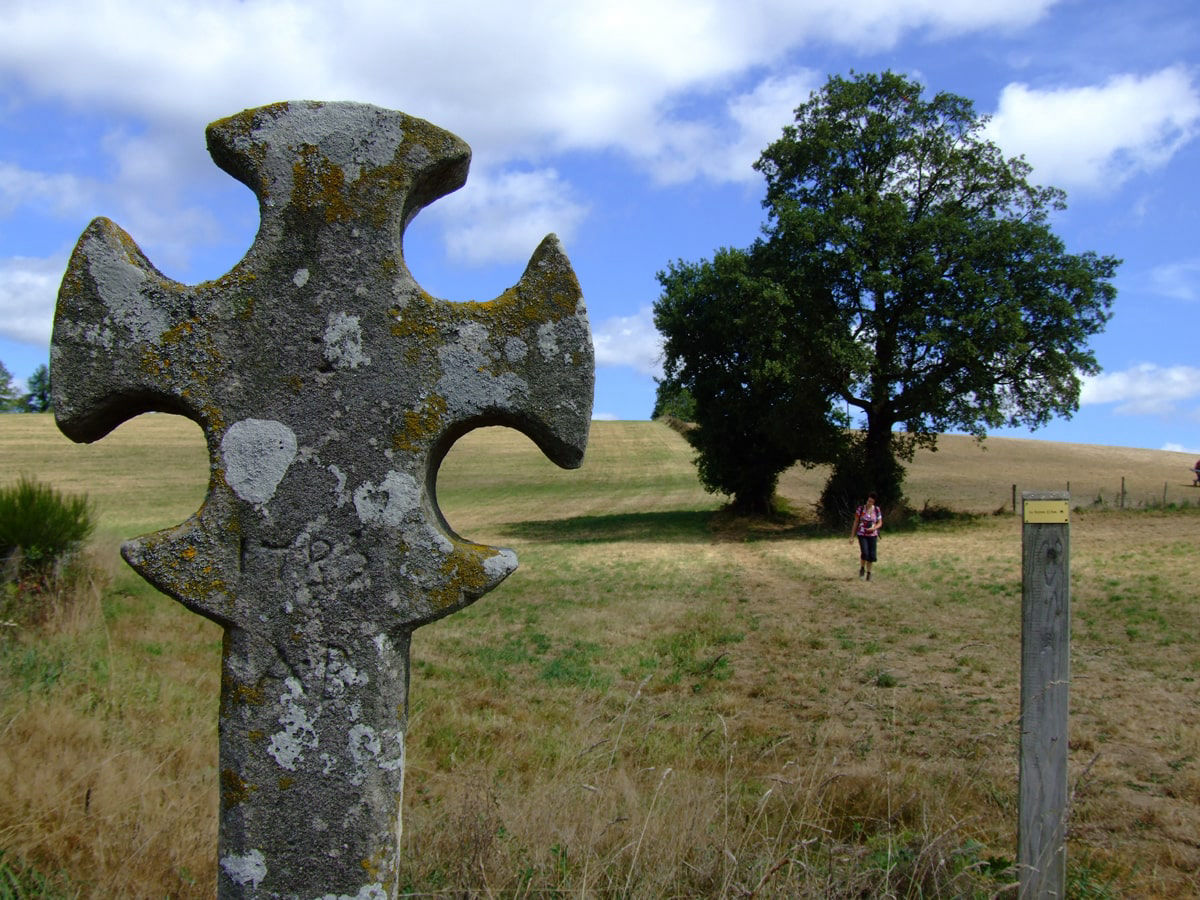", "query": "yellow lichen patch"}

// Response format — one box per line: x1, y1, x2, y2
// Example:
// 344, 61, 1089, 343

348, 116, 468, 229
389, 296, 442, 341
209, 101, 291, 143
139, 348, 169, 379
391, 394, 447, 452
427, 541, 495, 610
285, 375, 304, 394
205, 103, 285, 197
161, 319, 196, 345
390, 319, 437, 341
202, 401, 226, 434
182, 547, 197, 560
204, 267, 259, 294
220, 768, 256, 808
57, 251, 89, 301
223, 672, 265, 707
248, 730, 265, 743
278, 776, 295, 791
360, 852, 386, 881
292, 145, 354, 223
453, 269, 581, 342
